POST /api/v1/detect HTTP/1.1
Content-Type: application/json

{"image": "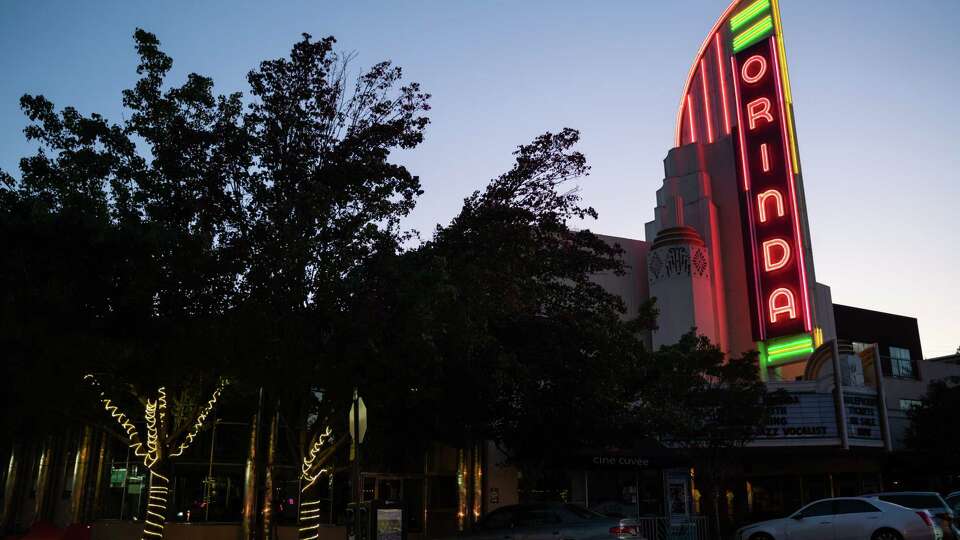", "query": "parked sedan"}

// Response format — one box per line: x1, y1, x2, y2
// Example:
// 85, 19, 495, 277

863, 492, 959, 540
735, 497, 941, 540
447, 503, 645, 540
